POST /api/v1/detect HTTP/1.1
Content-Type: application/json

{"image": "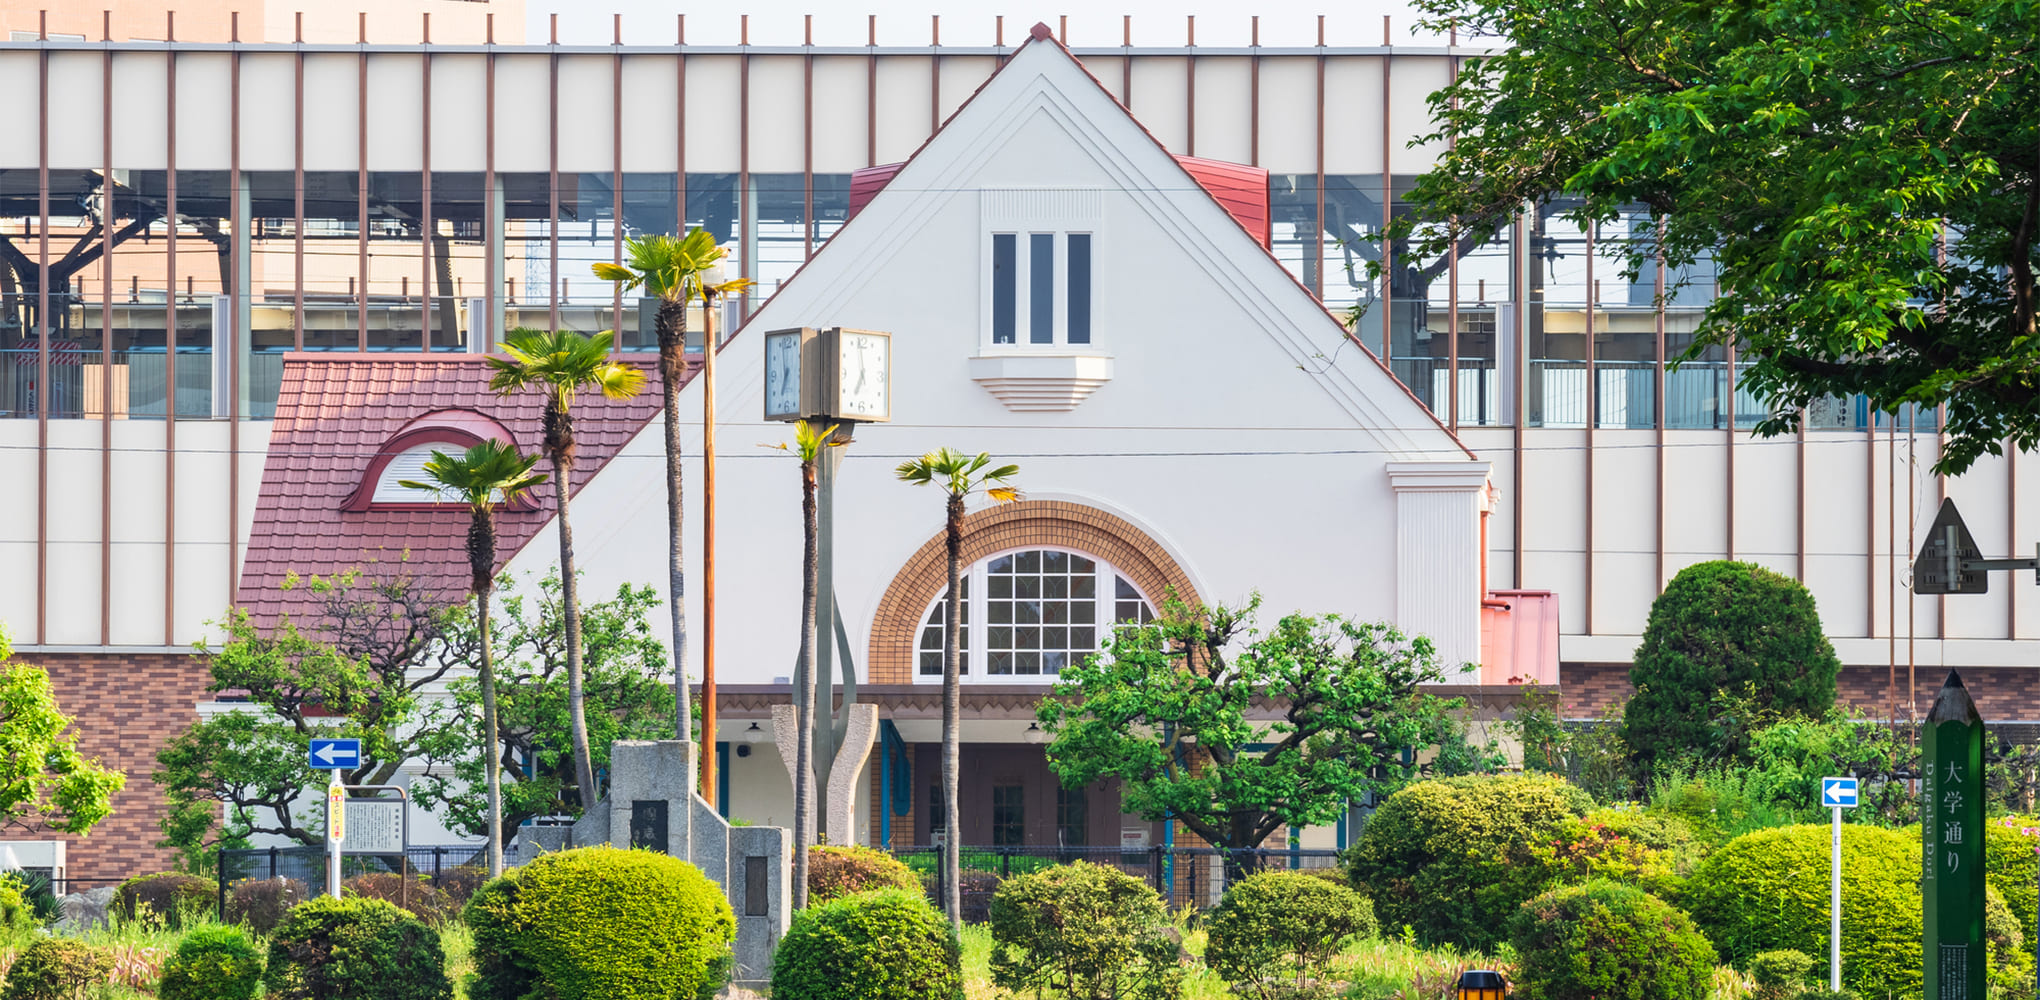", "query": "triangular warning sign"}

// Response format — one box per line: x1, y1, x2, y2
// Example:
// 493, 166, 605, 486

1914, 498, 1987, 595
